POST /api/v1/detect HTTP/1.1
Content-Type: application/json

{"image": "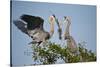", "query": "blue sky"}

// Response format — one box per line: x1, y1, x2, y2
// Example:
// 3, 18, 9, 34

11, 1, 96, 65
